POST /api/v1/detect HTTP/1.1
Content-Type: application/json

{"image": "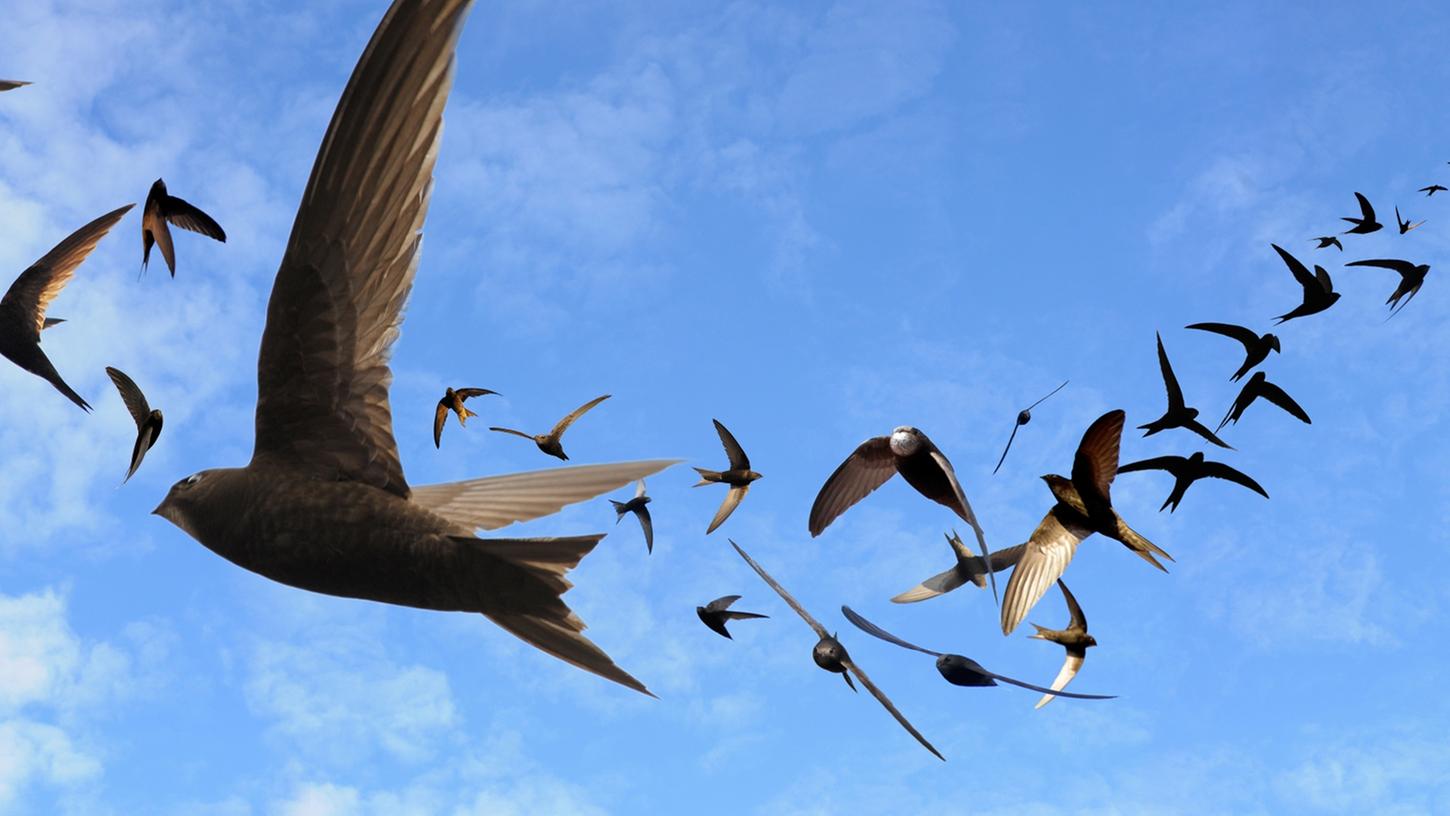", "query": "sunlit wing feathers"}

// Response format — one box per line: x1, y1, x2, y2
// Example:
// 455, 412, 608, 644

704, 595, 743, 613
411, 459, 681, 533
1033, 654, 1086, 709
713, 419, 751, 470
840, 605, 941, 657
634, 479, 646, 499
250, 0, 475, 497
1058, 579, 1087, 632
1072, 410, 1124, 508
2, 204, 134, 336
808, 436, 895, 536
432, 400, 450, 448
635, 504, 654, 553
1000, 509, 1091, 635
730, 539, 829, 640
841, 657, 945, 761
550, 393, 610, 439
163, 196, 226, 242
706, 485, 749, 534
929, 449, 995, 601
